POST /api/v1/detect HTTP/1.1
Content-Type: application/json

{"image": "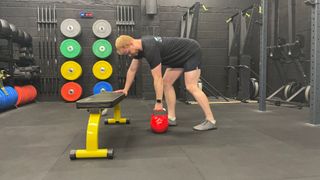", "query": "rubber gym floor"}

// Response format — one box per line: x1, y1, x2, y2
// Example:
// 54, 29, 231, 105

0, 99, 319, 180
